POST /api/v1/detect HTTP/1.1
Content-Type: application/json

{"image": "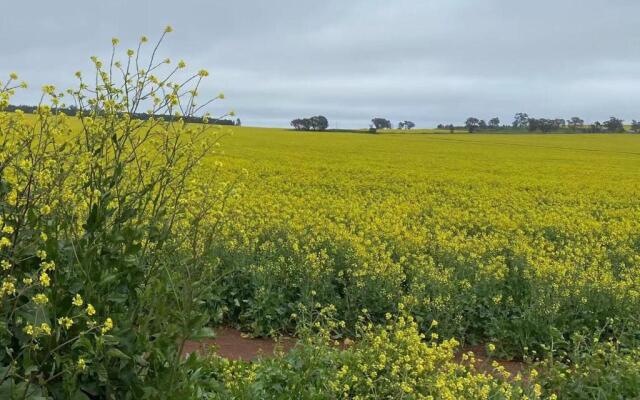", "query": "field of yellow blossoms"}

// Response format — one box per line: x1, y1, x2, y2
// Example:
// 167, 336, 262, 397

208, 128, 640, 355
186, 127, 639, 398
